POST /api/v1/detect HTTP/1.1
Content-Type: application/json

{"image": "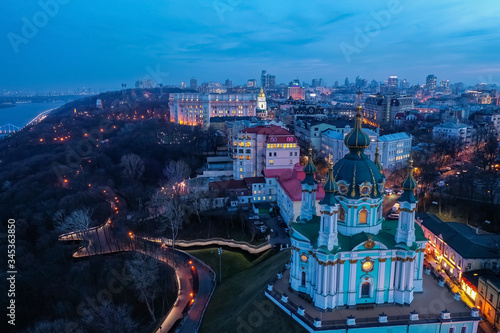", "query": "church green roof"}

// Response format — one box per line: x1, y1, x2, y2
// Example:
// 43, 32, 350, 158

291, 218, 426, 253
